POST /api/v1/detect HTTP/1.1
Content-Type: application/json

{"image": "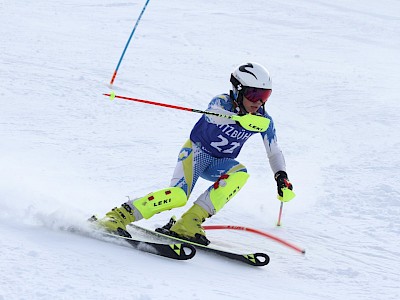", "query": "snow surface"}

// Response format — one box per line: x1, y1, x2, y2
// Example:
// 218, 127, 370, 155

1, 0, 400, 299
